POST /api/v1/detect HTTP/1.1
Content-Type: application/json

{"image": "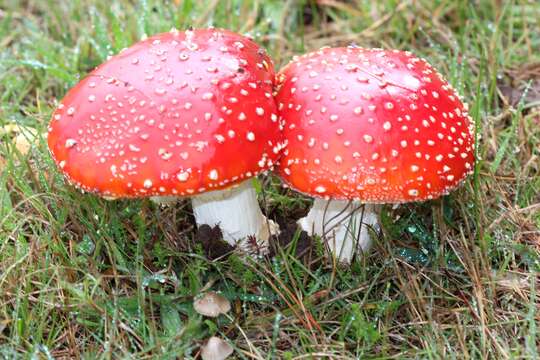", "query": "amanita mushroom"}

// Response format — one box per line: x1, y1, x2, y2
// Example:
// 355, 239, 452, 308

275, 47, 475, 262
47, 29, 284, 252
